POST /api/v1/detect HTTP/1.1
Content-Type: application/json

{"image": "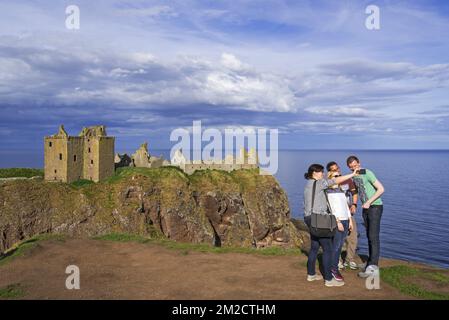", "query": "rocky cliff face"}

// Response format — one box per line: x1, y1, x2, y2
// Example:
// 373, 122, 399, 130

0, 167, 307, 253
